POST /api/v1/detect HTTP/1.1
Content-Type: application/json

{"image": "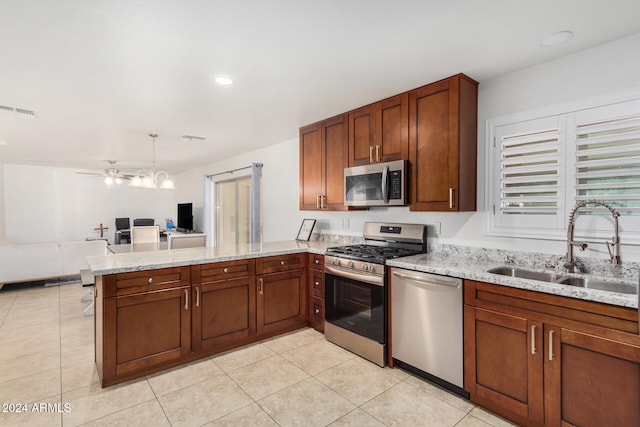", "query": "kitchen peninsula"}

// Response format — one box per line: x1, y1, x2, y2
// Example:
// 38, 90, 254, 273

87, 241, 331, 387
